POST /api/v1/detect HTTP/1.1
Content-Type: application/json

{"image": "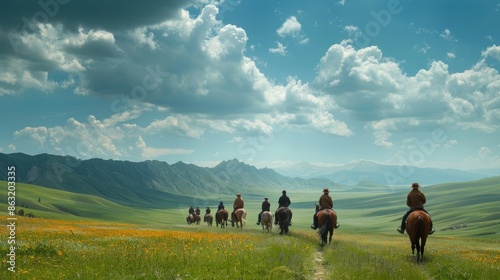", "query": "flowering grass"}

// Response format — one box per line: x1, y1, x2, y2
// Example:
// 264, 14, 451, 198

1, 217, 499, 279
0, 216, 315, 279
320, 233, 500, 280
